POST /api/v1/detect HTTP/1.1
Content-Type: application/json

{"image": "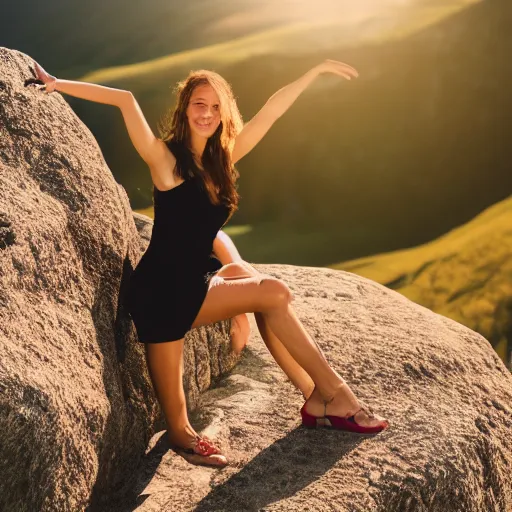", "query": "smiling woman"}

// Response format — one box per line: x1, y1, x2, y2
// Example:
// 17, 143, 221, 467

190, 95, 219, 125
187, 87, 221, 161
31, 57, 388, 470
156, 69, 243, 214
